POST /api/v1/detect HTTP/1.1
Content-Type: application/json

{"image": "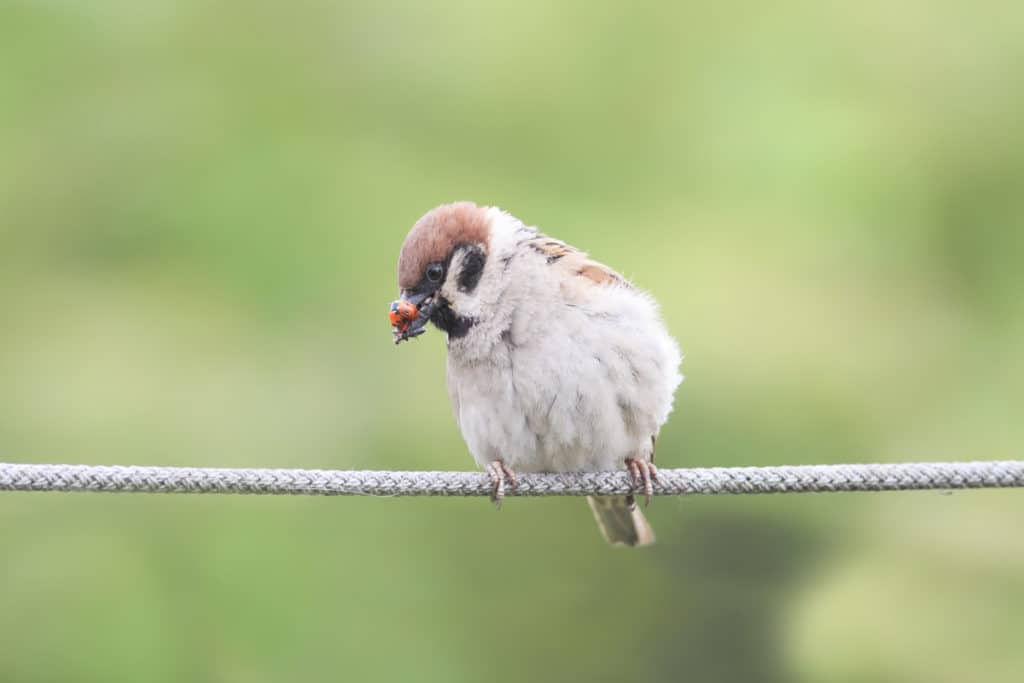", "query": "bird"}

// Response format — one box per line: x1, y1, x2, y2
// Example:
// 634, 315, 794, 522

389, 202, 683, 546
